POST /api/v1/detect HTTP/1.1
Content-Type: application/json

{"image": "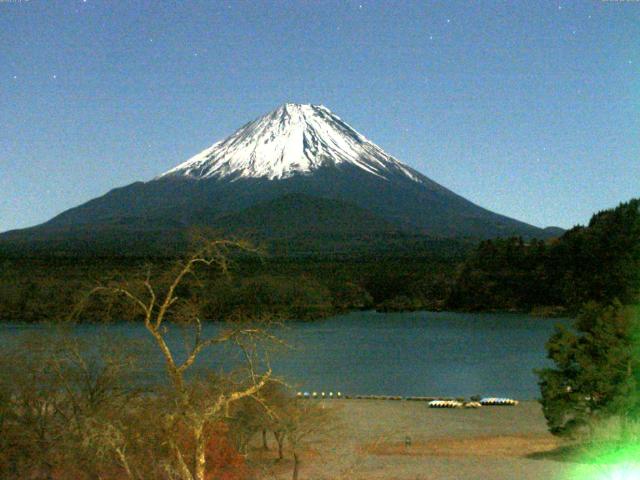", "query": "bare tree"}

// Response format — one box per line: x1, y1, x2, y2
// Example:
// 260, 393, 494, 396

2, 238, 332, 480
284, 401, 332, 480
0, 333, 145, 480
84, 239, 275, 480
250, 380, 293, 460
